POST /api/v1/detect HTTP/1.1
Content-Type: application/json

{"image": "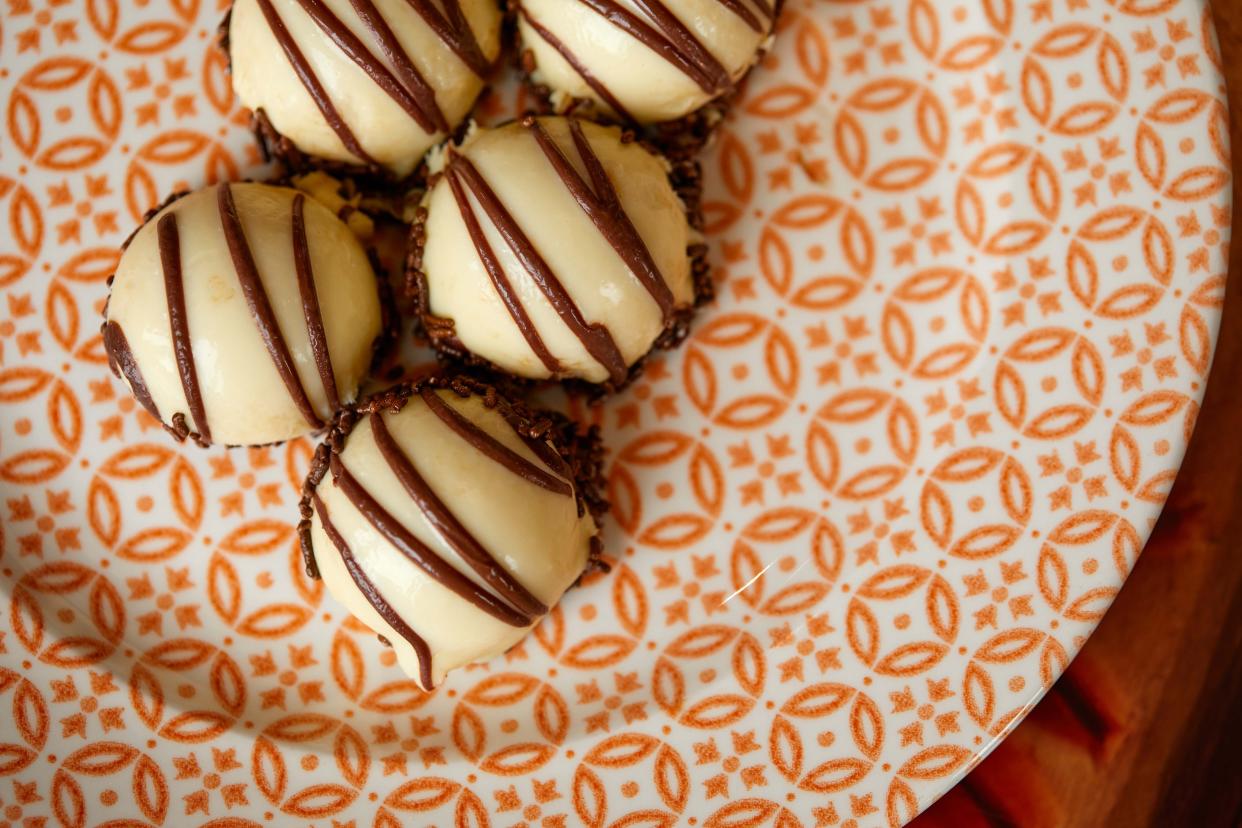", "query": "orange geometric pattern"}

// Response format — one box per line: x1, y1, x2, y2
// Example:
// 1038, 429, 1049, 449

0, 0, 1231, 825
